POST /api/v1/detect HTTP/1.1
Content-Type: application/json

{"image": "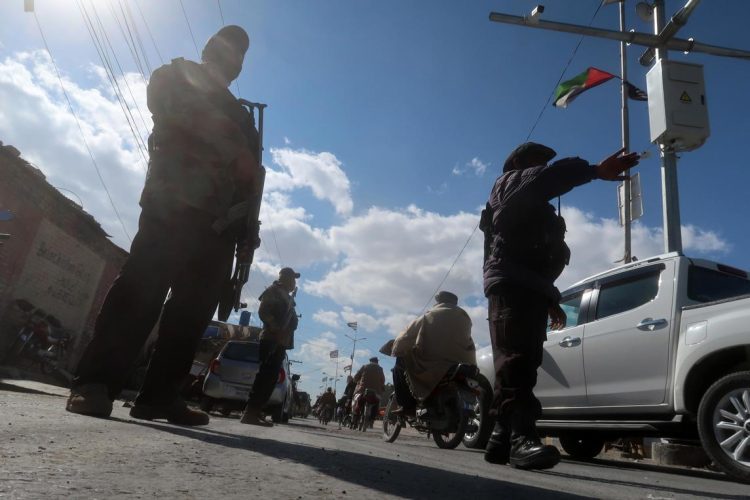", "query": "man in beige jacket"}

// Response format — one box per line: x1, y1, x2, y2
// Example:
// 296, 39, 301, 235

392, 291, 476, 405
